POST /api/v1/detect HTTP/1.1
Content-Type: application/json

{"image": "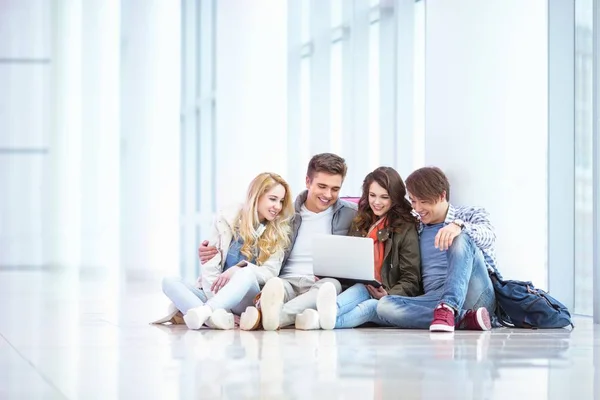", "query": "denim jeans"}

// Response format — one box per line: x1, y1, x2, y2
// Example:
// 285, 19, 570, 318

376, 233, 496, 329
334, 283, 390, 328
162, 267, 261, 315
162, 276, 208, 313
